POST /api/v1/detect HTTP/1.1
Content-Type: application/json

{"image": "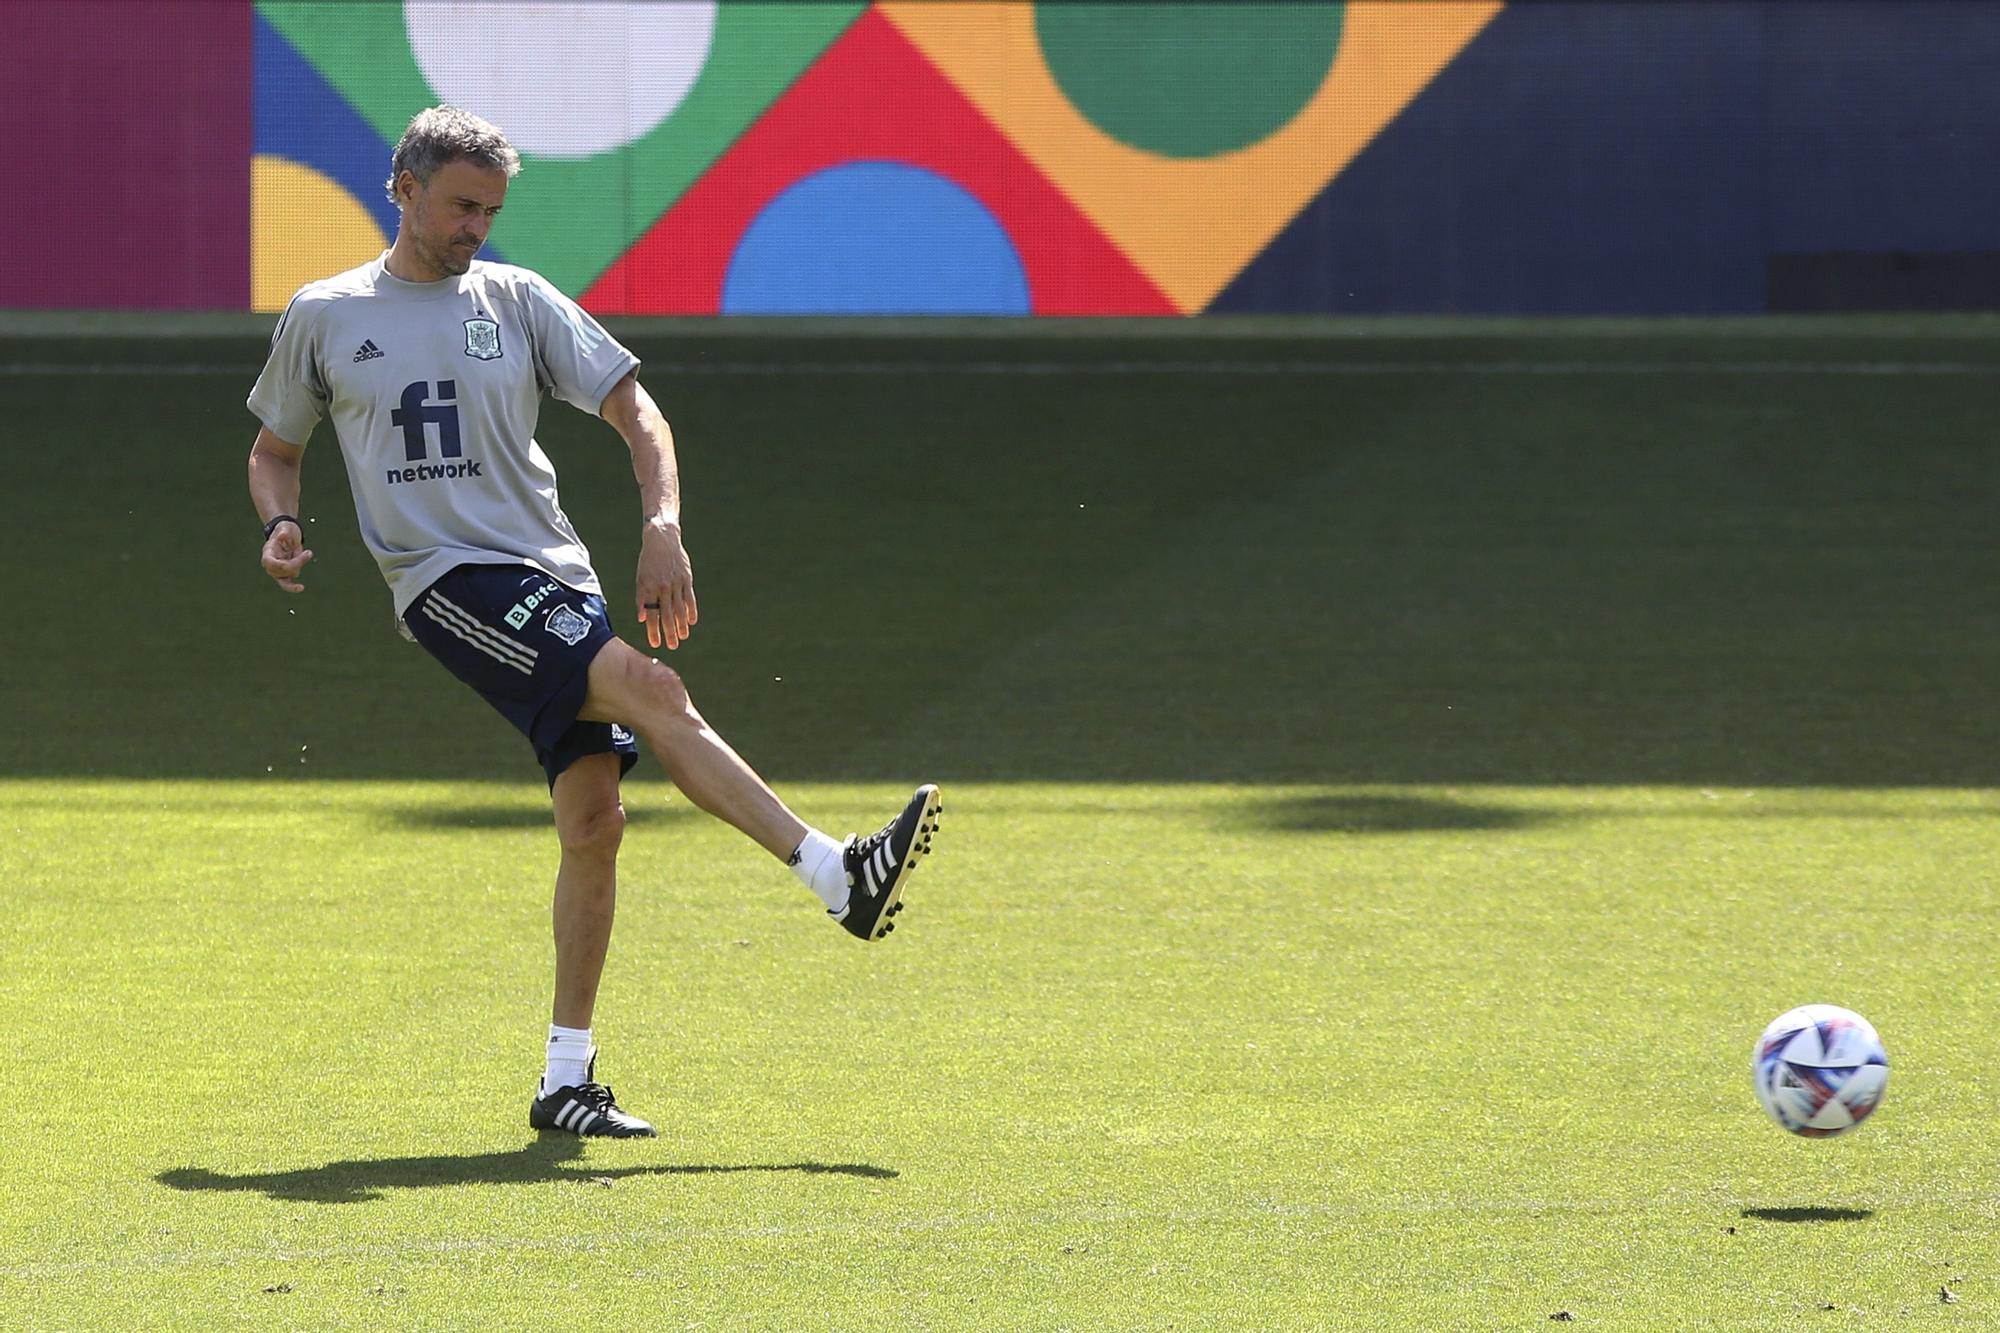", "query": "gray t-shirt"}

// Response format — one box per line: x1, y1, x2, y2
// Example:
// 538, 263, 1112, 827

247, 253, 639, 621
